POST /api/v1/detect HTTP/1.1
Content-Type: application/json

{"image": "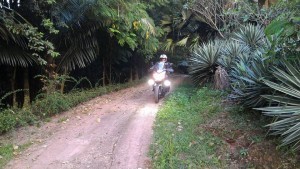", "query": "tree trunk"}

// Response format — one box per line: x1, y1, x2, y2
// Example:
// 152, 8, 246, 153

134, 66, 139, 81
108, 38, 113, 84
258, 0, 277, 8
109, 58, 112, 84
102, 56, 106, 86
129, 66, 133, 82
11, 67, 17, 107
60, 69, 67, 94
46, 55, 56, 94
23, 68, 30, 108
